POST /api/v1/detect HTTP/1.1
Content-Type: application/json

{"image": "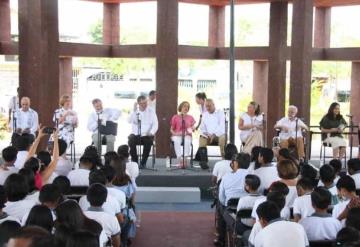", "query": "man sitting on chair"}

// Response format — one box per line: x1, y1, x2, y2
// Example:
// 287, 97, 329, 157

87, 99, 121, 154
128, 95, 158, 169
274, 105, 308, 160
199, 99, 226, 157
